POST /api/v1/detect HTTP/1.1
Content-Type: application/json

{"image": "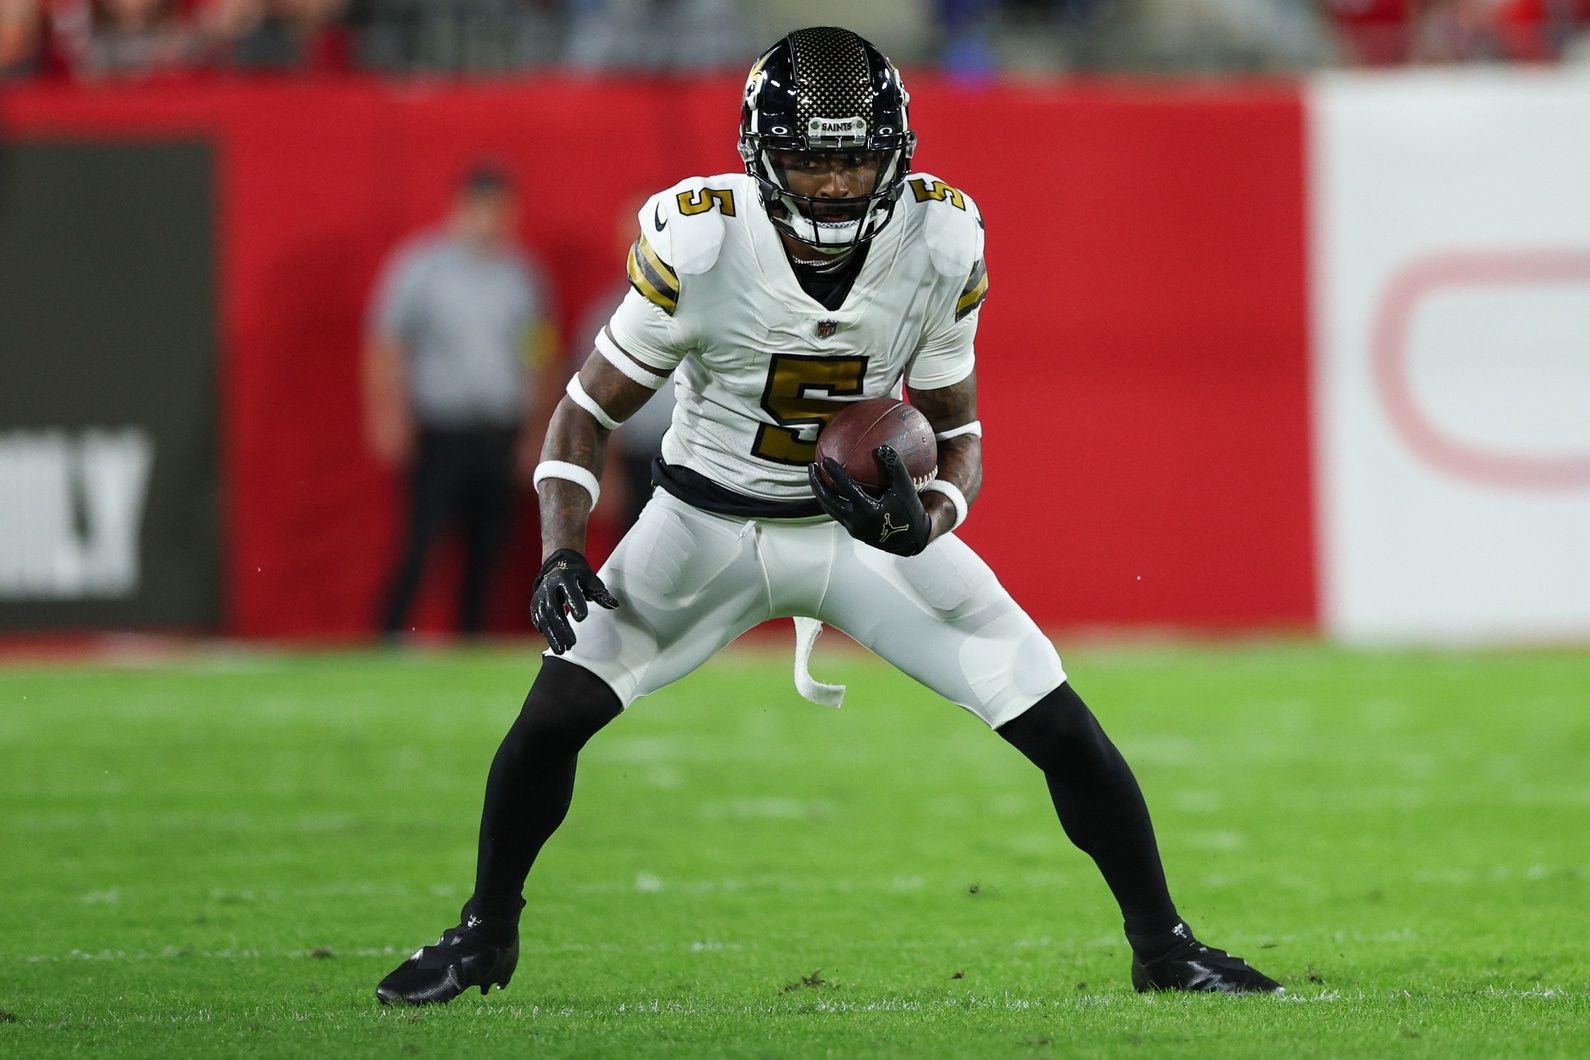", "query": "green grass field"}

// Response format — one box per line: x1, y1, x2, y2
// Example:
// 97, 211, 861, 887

1, 638, 1586, 1057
